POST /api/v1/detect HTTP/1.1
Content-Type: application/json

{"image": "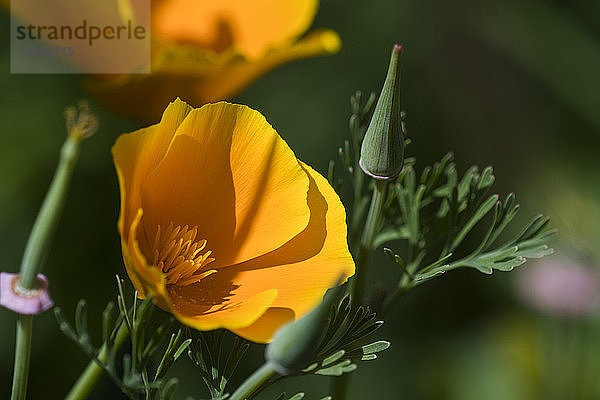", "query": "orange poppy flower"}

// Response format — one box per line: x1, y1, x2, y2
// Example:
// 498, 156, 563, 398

112, 98, 354, 342
87, 0, 340, 121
